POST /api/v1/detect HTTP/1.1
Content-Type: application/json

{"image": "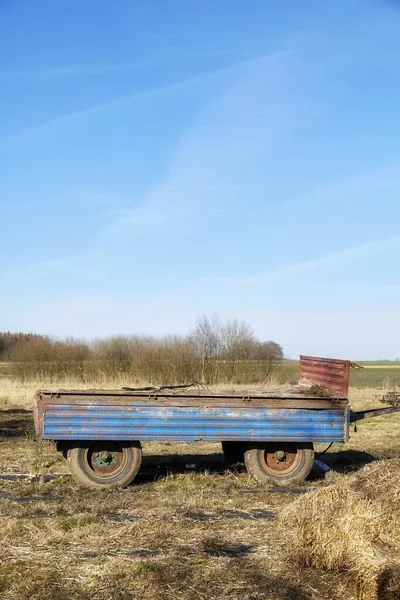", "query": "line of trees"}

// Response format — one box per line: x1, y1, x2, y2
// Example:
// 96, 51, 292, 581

0, 332, 44, 359
0, 315, 287, 385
